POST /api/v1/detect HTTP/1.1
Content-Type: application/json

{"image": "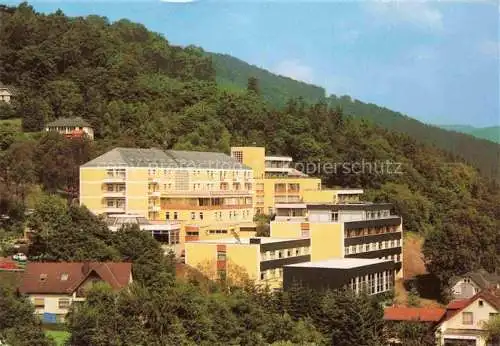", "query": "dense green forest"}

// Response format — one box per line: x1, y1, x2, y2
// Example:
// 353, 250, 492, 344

2, 196, 393, 346
209, 53, 327, 107
211, 50, 500, 181
0, 3, 498, 344
0, 1, 499, 295
0, 2, 498, 283
438, 125, 500, 144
